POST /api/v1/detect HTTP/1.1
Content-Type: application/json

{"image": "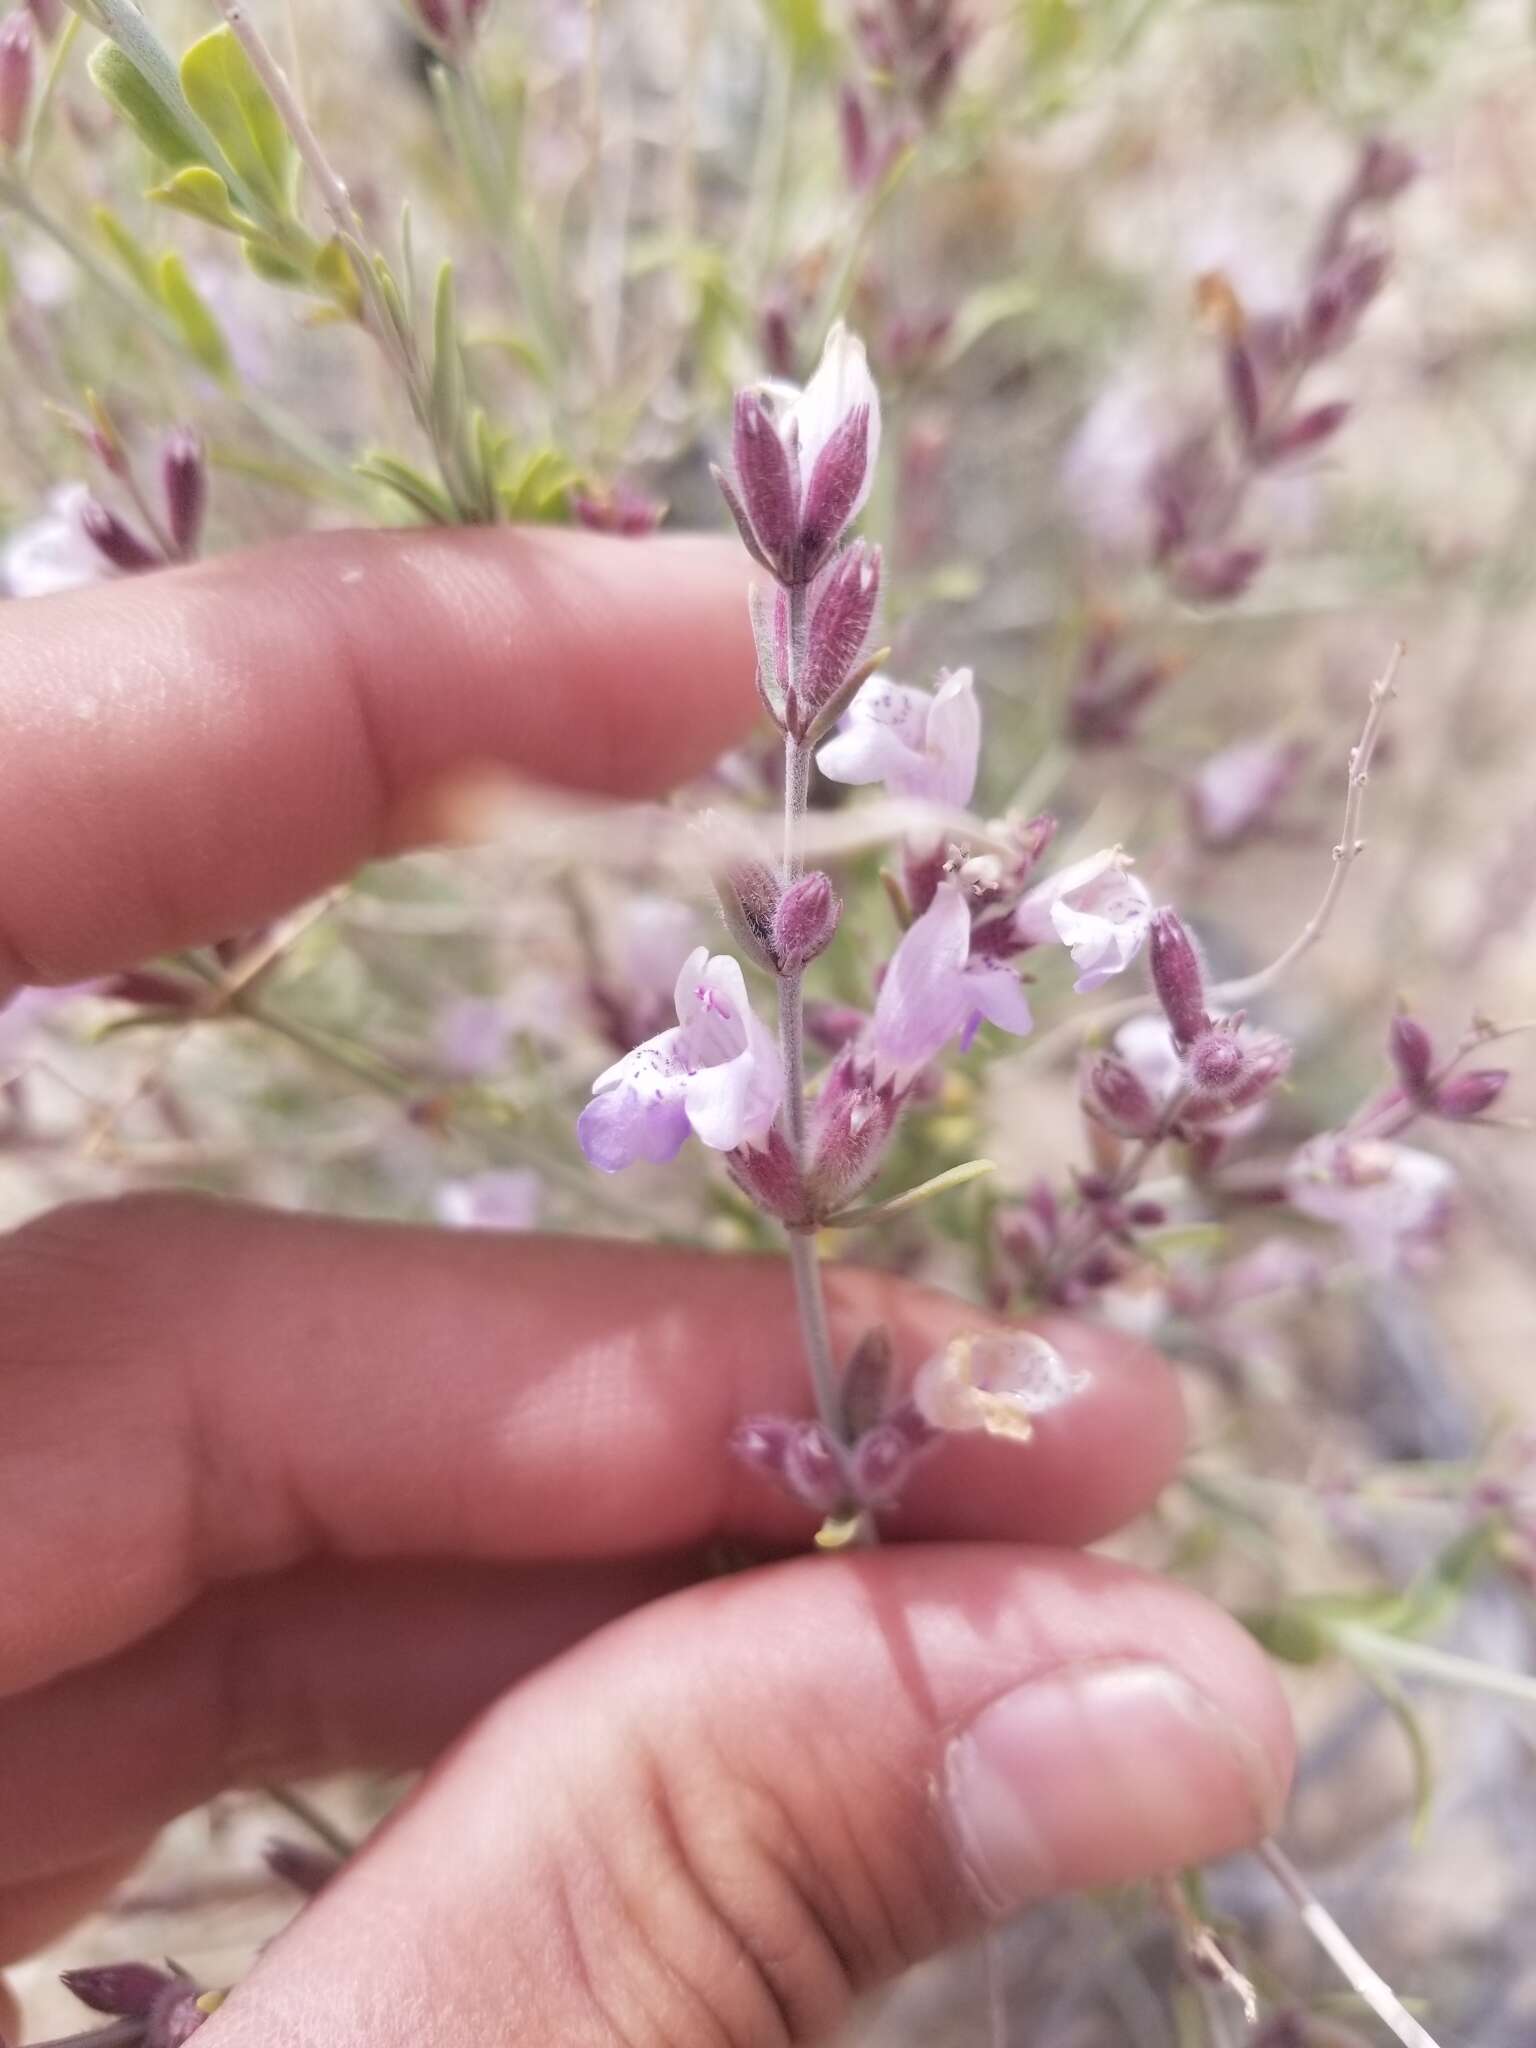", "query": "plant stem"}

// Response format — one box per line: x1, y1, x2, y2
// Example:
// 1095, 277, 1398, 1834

777, 582, 844, 1440
264, 1783, 355, 1858
1255, 1840, 1443, 2048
